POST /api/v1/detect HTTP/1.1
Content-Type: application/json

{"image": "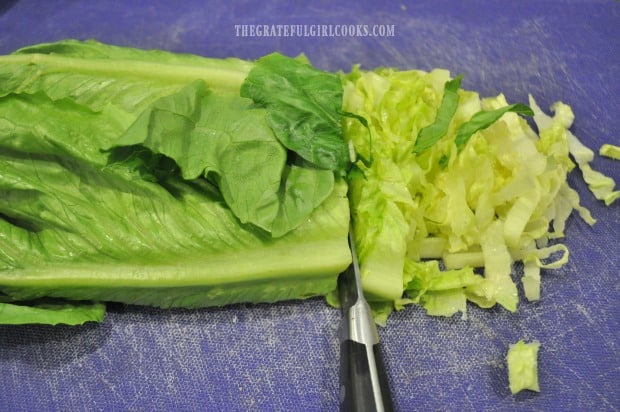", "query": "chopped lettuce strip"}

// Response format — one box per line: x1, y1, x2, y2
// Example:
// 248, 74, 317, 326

506, 340, 541, 394
342, 65, 607, 321
530, 97, 620, 206
0, 300, 105, 325
453, 103, 533, 152
412, 75, 462, 154
600, 144, 620, 160
0, 40, 352, 324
